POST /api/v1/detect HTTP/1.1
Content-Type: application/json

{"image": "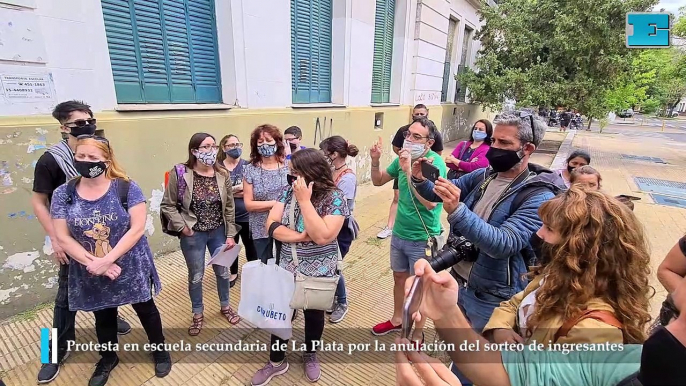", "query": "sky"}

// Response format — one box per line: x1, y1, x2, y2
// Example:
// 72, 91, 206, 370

656, 0, 683, 14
